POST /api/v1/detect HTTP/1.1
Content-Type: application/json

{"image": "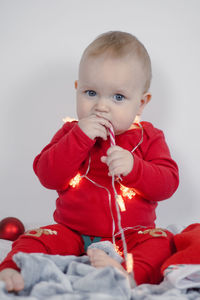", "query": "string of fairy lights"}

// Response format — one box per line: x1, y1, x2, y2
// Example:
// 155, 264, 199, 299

65, 117, 144, 274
